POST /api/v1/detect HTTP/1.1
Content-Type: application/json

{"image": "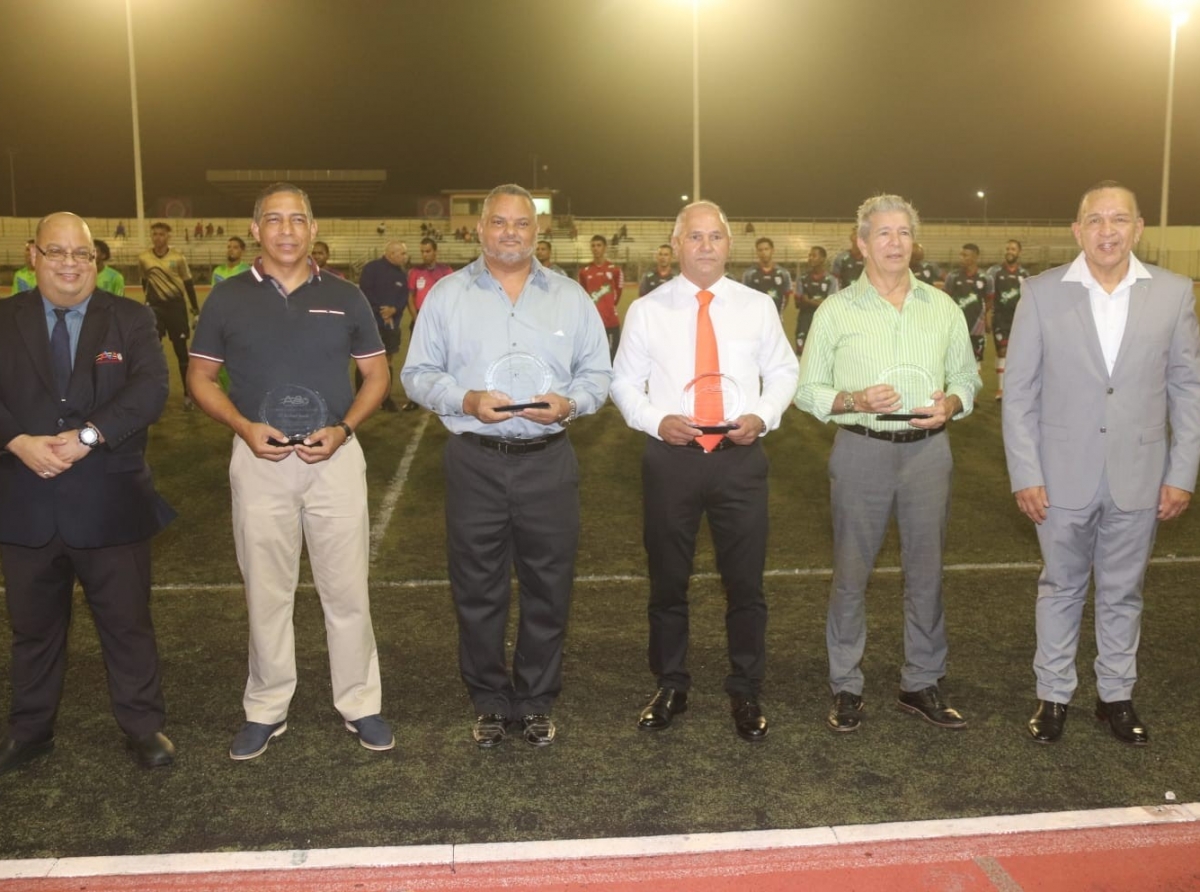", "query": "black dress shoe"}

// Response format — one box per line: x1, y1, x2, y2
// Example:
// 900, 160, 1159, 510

827, 691, 864, 732
897, 686, 967, 729
730, 695, 768, 742
127, 731, 175, 768
0, 736, 54, 776
1095, 698, 1149, 746
1028, 700, 1068, 743
472, 714, 509, 749
520, 714, 556, 747
638, 687, 688, 731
